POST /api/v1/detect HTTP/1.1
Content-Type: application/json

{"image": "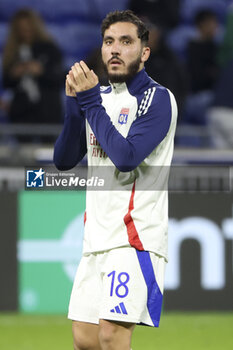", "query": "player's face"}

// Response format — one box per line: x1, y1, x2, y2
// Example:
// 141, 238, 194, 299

101, 22, 150, 83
